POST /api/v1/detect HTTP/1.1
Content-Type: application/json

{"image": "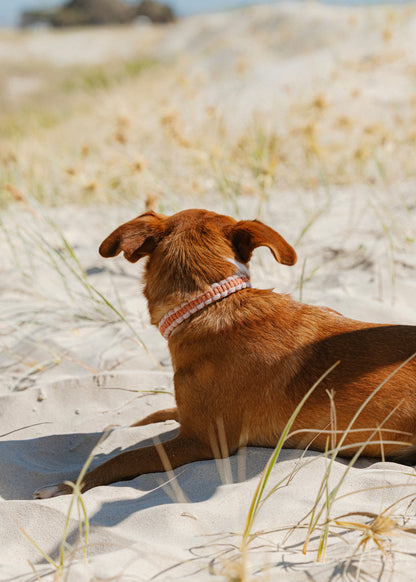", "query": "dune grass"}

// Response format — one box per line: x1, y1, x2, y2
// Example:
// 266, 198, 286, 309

223, 355, 416, 581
